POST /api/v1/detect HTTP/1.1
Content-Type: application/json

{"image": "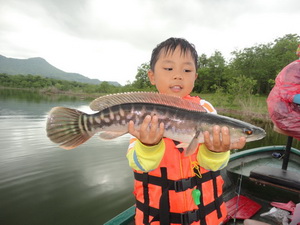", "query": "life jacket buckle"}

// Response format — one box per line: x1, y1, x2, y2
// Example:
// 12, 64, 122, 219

180, 209, 199, 225
174, 177, 193, 192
